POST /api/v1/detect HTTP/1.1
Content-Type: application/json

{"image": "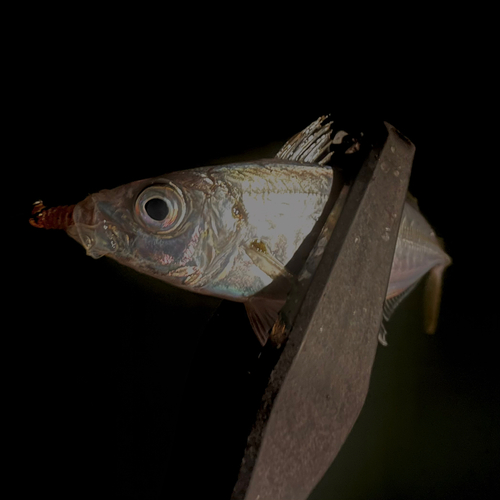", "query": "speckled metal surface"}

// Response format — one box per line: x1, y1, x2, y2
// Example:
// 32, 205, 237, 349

232, 123, 415, 500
